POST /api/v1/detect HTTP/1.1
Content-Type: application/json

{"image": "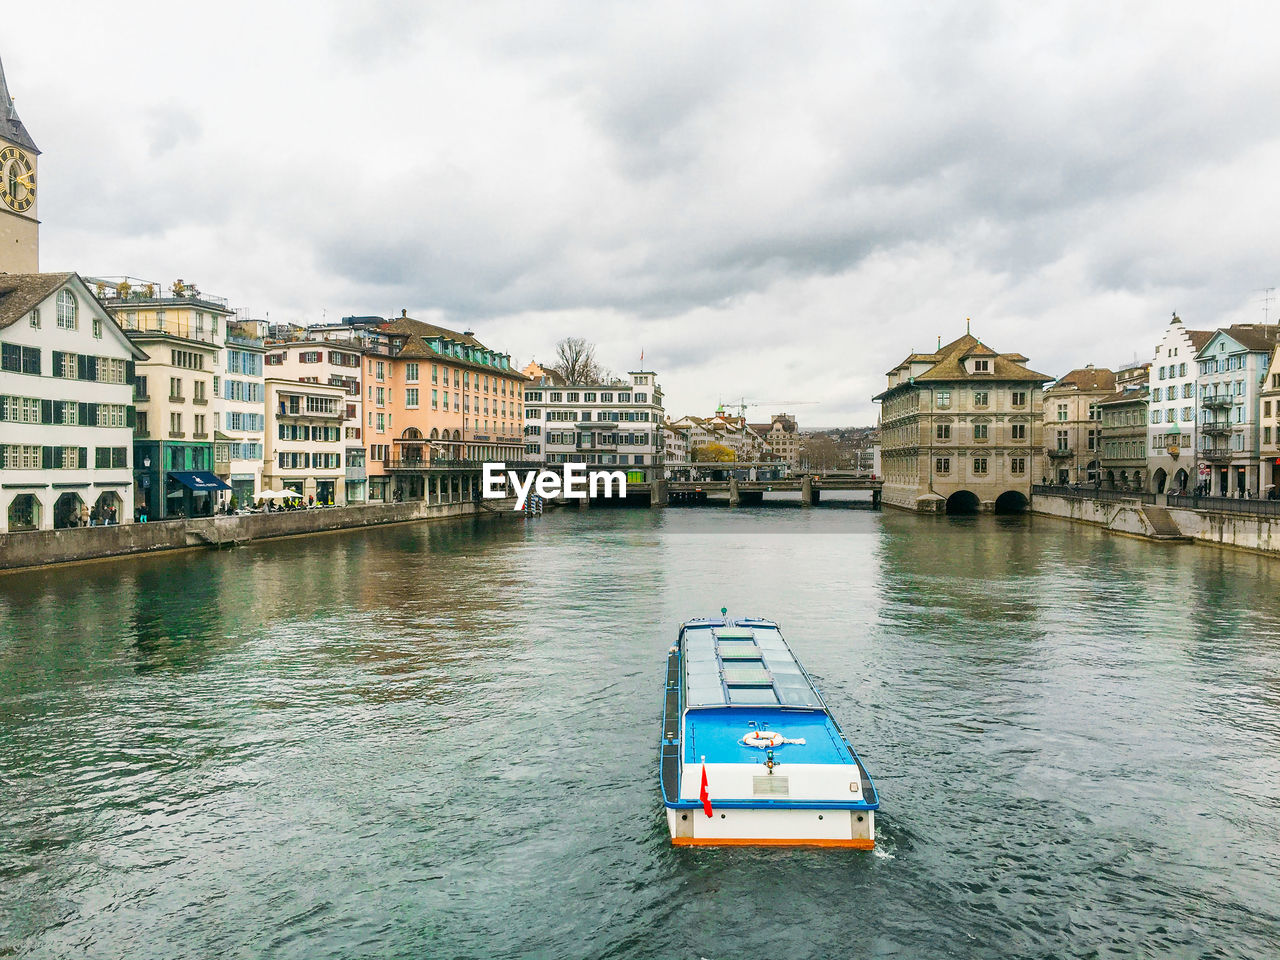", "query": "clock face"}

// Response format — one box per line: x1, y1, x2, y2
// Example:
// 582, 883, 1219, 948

1, 146, 36, 213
